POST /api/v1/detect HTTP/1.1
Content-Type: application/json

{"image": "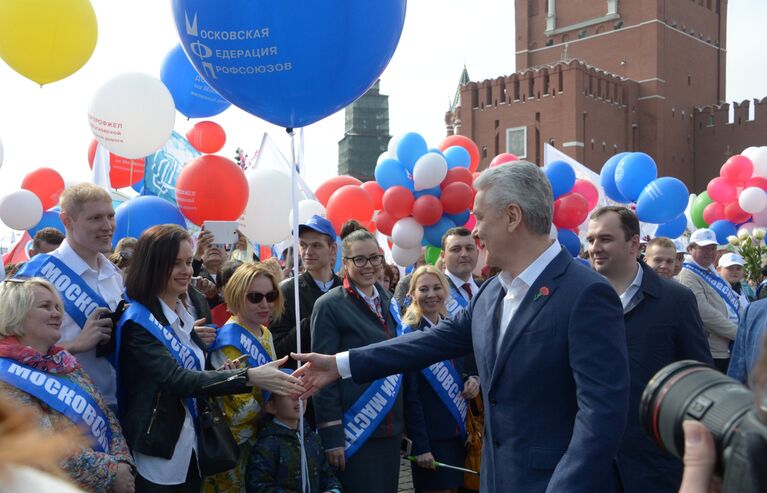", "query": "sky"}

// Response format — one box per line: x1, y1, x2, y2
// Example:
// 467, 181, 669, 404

0, 0, 764, 245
